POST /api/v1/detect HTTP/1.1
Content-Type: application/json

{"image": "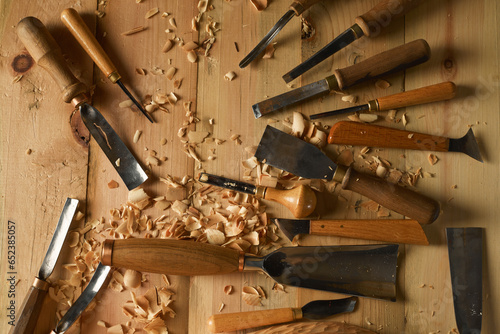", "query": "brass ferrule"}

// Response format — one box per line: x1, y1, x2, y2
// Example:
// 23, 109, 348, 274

325, 75, 340, 92
332, 165, 347, 183
350, 23, 365, 39
289, 3, 304, 15
33, 277, 50, 291
101, 239, 114, 266
71, 93, 89, 109
108, 72, 121, 84
238, 251, 245, 272
254, 186, 266, 200
291, 307, 303, 320
367, 99, 380, 111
